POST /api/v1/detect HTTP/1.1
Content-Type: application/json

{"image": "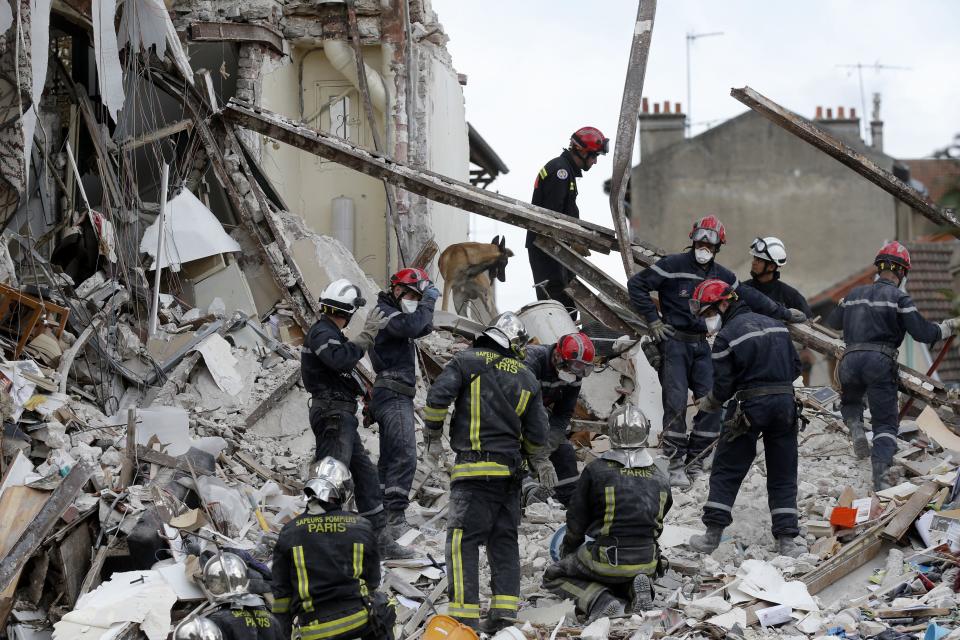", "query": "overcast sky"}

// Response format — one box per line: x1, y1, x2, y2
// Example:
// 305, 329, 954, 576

430, 0, 960, 314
